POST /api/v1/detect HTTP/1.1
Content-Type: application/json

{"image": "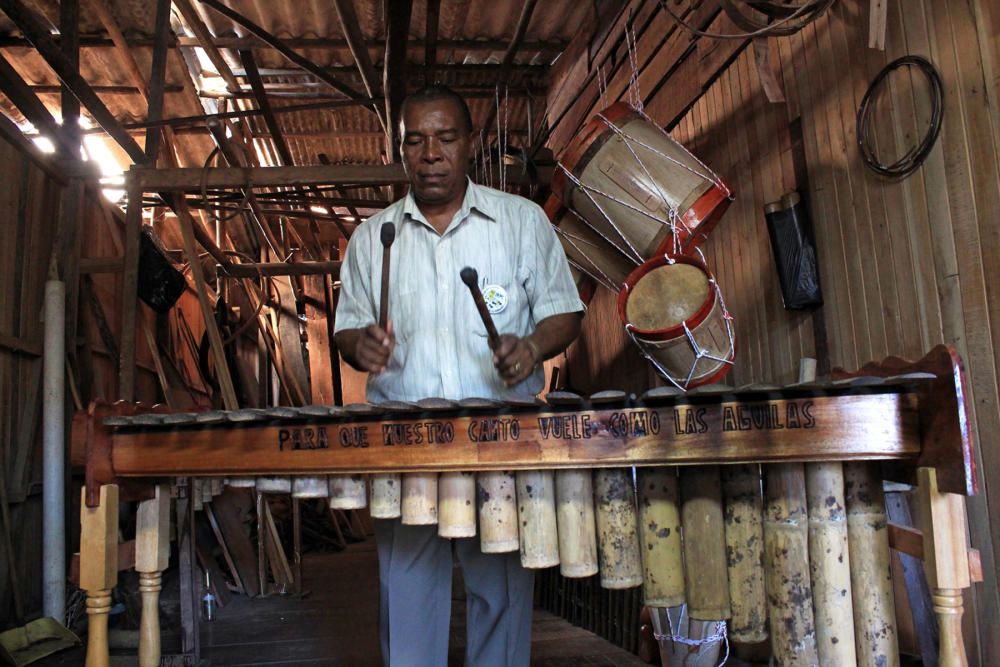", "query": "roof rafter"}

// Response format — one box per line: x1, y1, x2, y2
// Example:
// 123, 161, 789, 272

0, 0, 147, 164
